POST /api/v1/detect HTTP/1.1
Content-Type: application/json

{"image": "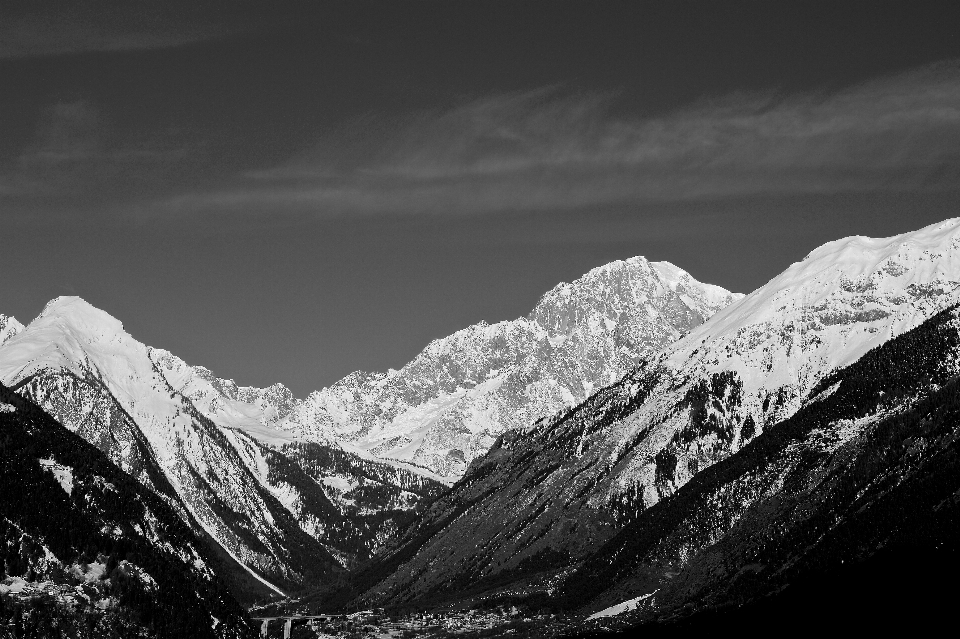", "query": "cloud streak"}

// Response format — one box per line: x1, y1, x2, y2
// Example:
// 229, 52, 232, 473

0, 4, 237, 59
7, 61, 960, 221
136, 61, 960, 220
0, 100, 201, 207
